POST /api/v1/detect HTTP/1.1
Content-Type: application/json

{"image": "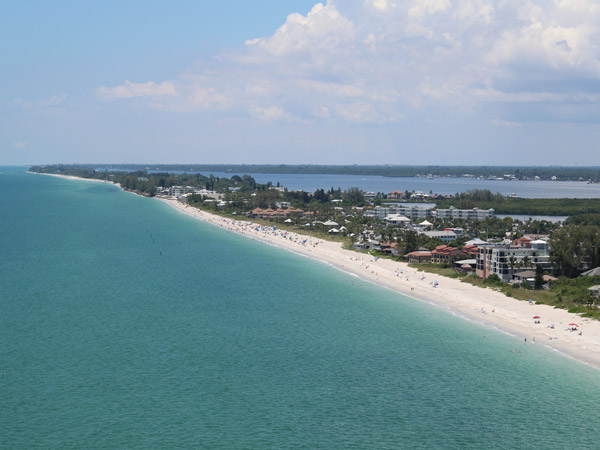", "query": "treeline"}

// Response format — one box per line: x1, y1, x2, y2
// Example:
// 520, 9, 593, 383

550, 225, 600, 277
28, 165, 261, 196
75, 164, 600, 182
433, 190, 600, 219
